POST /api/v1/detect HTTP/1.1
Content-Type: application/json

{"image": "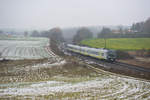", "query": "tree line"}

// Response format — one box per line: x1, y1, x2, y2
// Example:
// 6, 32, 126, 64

27, 27, 93, 44
131, 18, 150, 33
27, 17, 150, 44
24, 28, 65, 44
